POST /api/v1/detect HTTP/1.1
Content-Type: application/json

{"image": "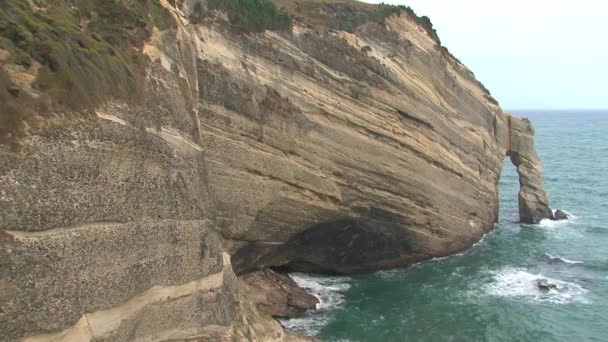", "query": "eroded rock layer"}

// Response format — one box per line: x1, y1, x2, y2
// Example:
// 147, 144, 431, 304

0, 0, 551, 340
506, 114, 553, 223
241, 269, 318, 318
